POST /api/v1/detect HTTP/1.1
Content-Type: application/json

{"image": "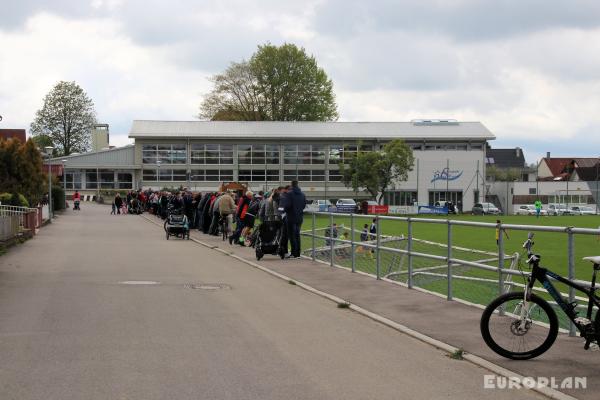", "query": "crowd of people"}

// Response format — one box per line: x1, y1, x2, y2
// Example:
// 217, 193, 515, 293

114, 180, 307, 259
